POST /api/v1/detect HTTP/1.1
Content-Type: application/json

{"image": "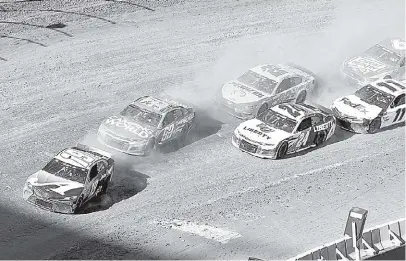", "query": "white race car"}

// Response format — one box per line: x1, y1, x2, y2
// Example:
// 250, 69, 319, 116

232, 103, 336, 159
214, 63, 316, 119
331, 79, 405, 133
